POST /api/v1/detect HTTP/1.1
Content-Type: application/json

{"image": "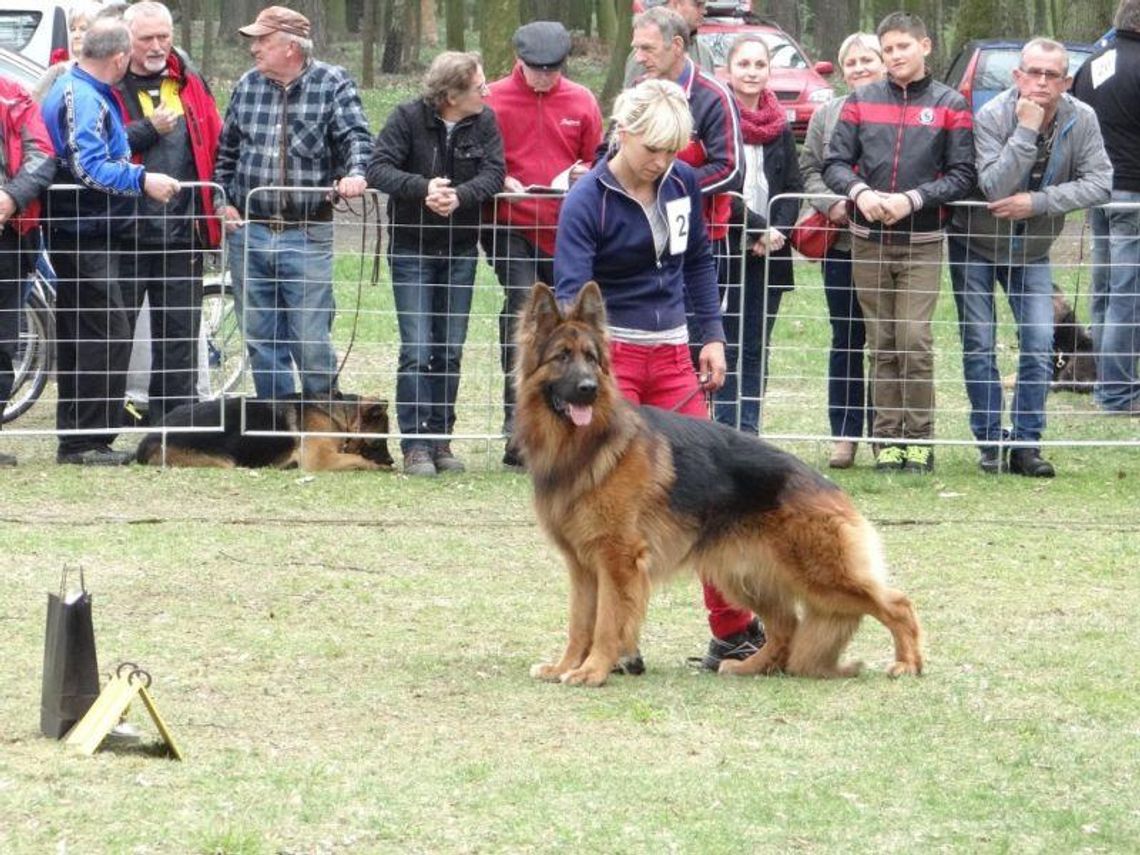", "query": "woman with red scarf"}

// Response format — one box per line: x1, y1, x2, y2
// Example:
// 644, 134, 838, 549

714, 34, 802, 434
